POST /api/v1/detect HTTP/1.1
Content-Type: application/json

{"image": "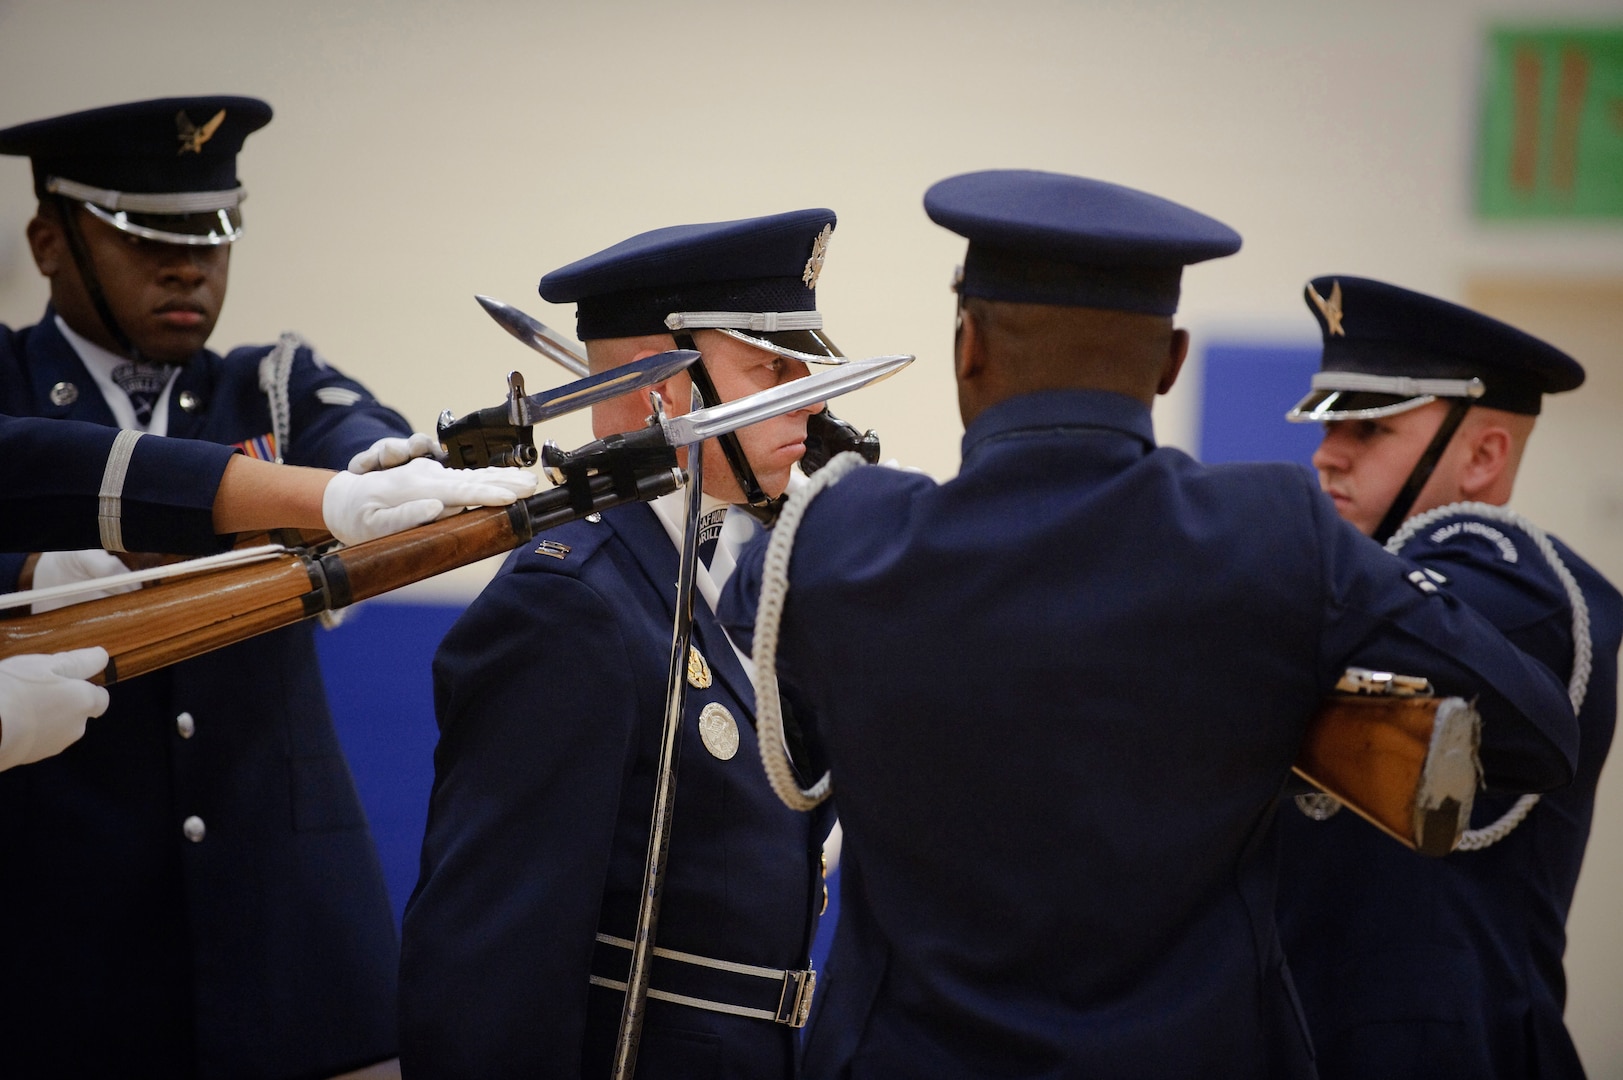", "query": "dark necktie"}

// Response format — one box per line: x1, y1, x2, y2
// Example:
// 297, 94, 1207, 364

111, 362, 173, 427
